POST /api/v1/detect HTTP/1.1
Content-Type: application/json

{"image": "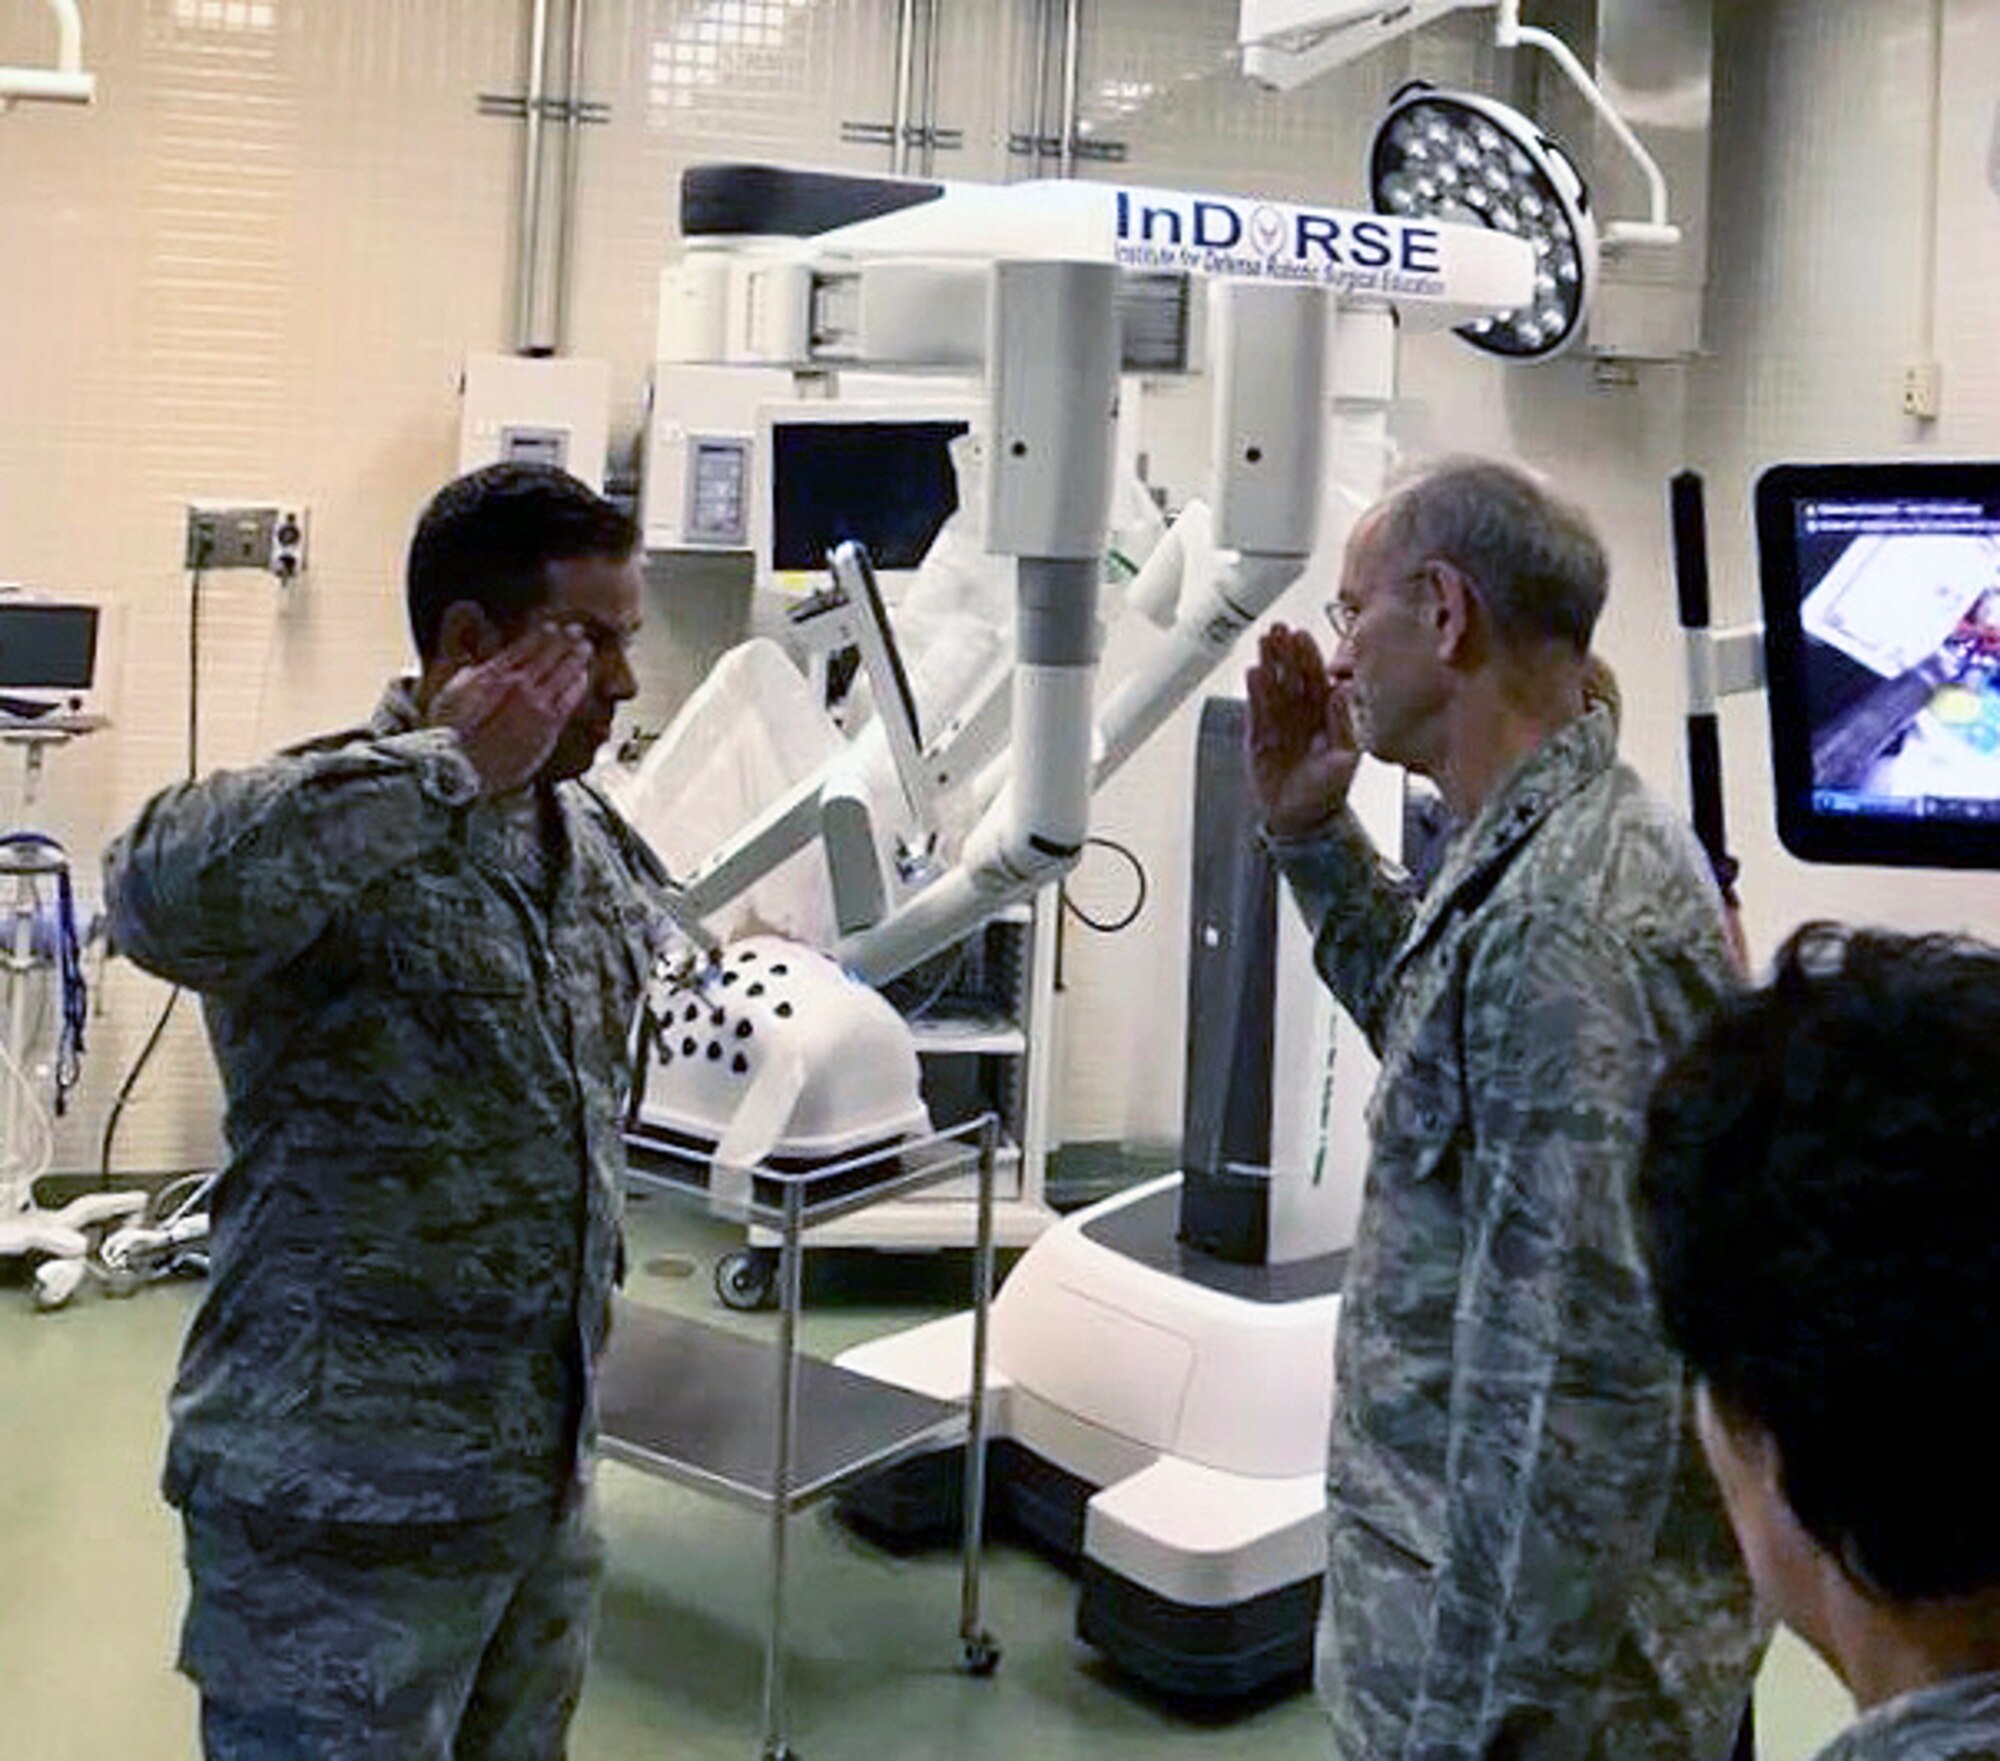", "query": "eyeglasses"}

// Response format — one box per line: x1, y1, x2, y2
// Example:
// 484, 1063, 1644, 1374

1325, 564, 1453, 642
1323, 599, 1361, 640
